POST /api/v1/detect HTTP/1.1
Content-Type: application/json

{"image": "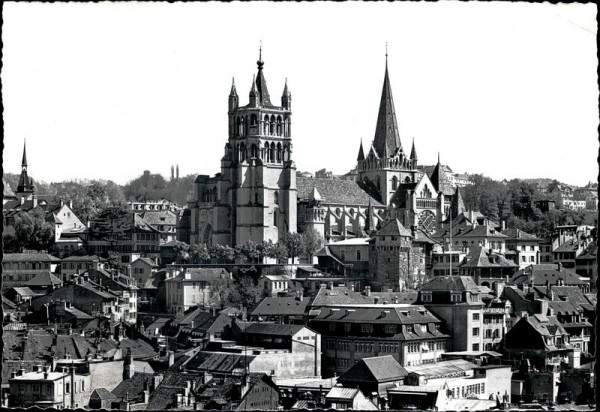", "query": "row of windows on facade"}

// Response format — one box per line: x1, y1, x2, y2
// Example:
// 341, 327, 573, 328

420, 292, 479, 303
360, 157, 416, 173
450, 383, 485, 399
328, 323, 438, 334
325, 336, 445, 353
234, 114, 291, 138
17, 379, 85, 395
